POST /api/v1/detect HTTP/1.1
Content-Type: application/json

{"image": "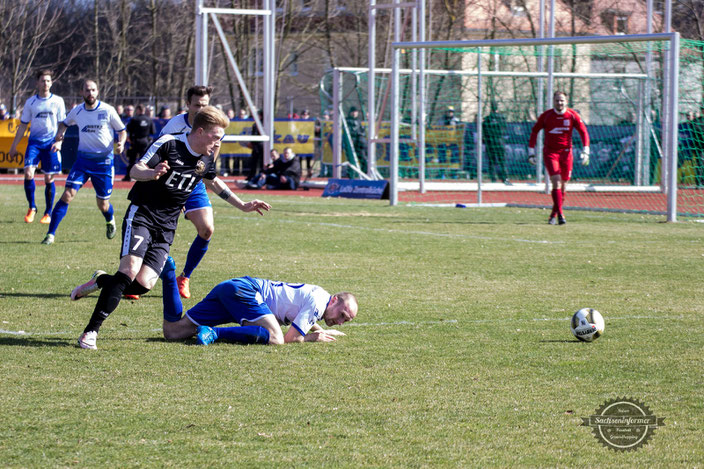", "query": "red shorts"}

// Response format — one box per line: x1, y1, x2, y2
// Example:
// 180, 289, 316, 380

543, 150, 573, 181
